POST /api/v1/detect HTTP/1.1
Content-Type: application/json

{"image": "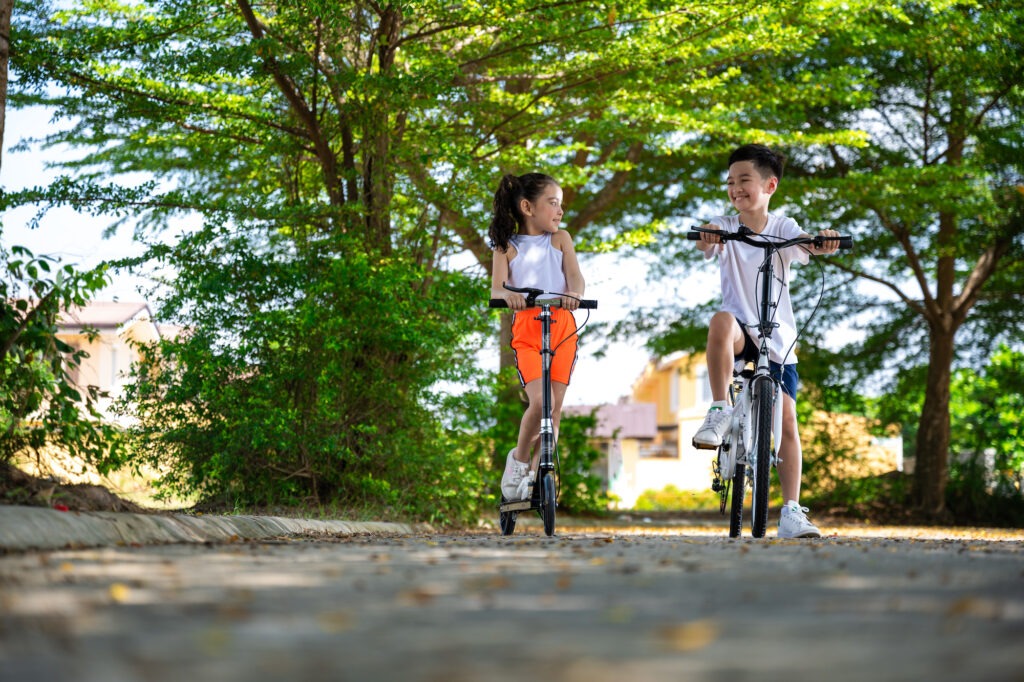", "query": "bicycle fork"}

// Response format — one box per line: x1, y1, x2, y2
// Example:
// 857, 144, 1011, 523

748, 375, 783, 464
